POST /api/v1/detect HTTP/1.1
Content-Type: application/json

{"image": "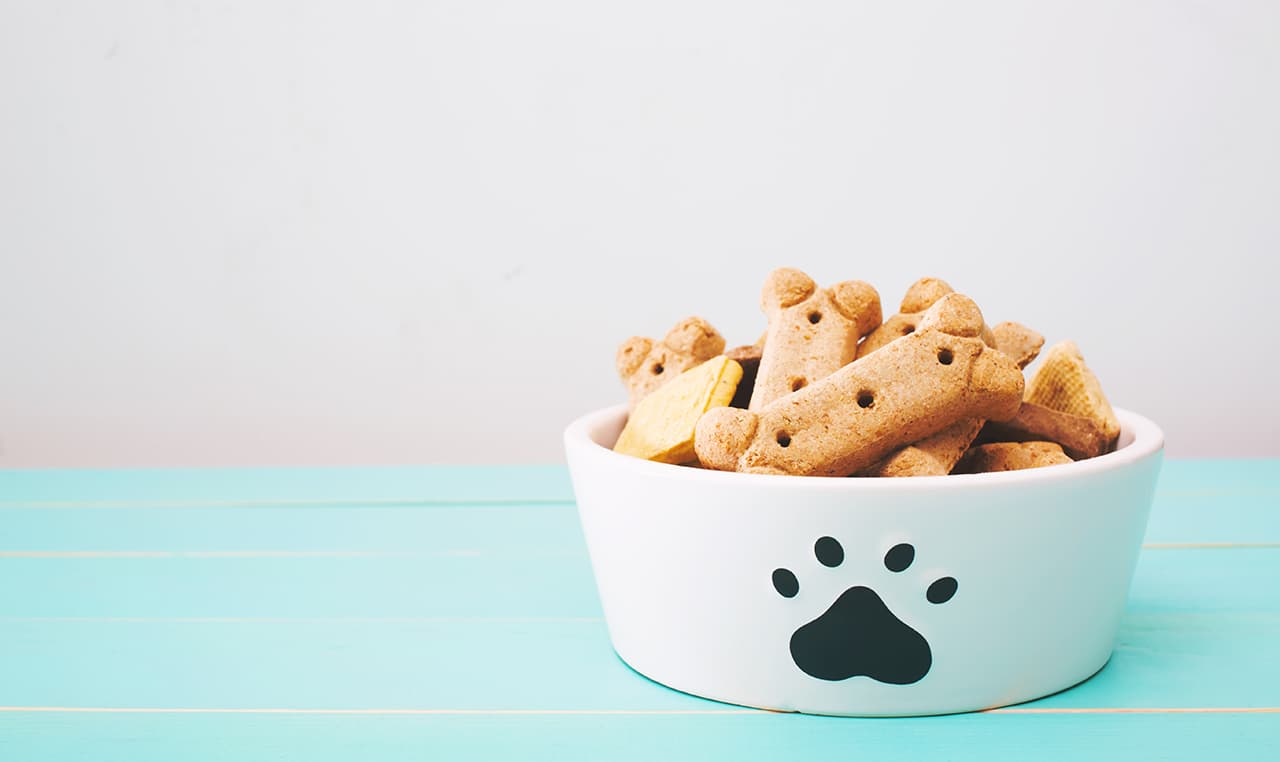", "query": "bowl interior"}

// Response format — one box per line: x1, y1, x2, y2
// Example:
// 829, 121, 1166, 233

571, 403, 1160, 483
